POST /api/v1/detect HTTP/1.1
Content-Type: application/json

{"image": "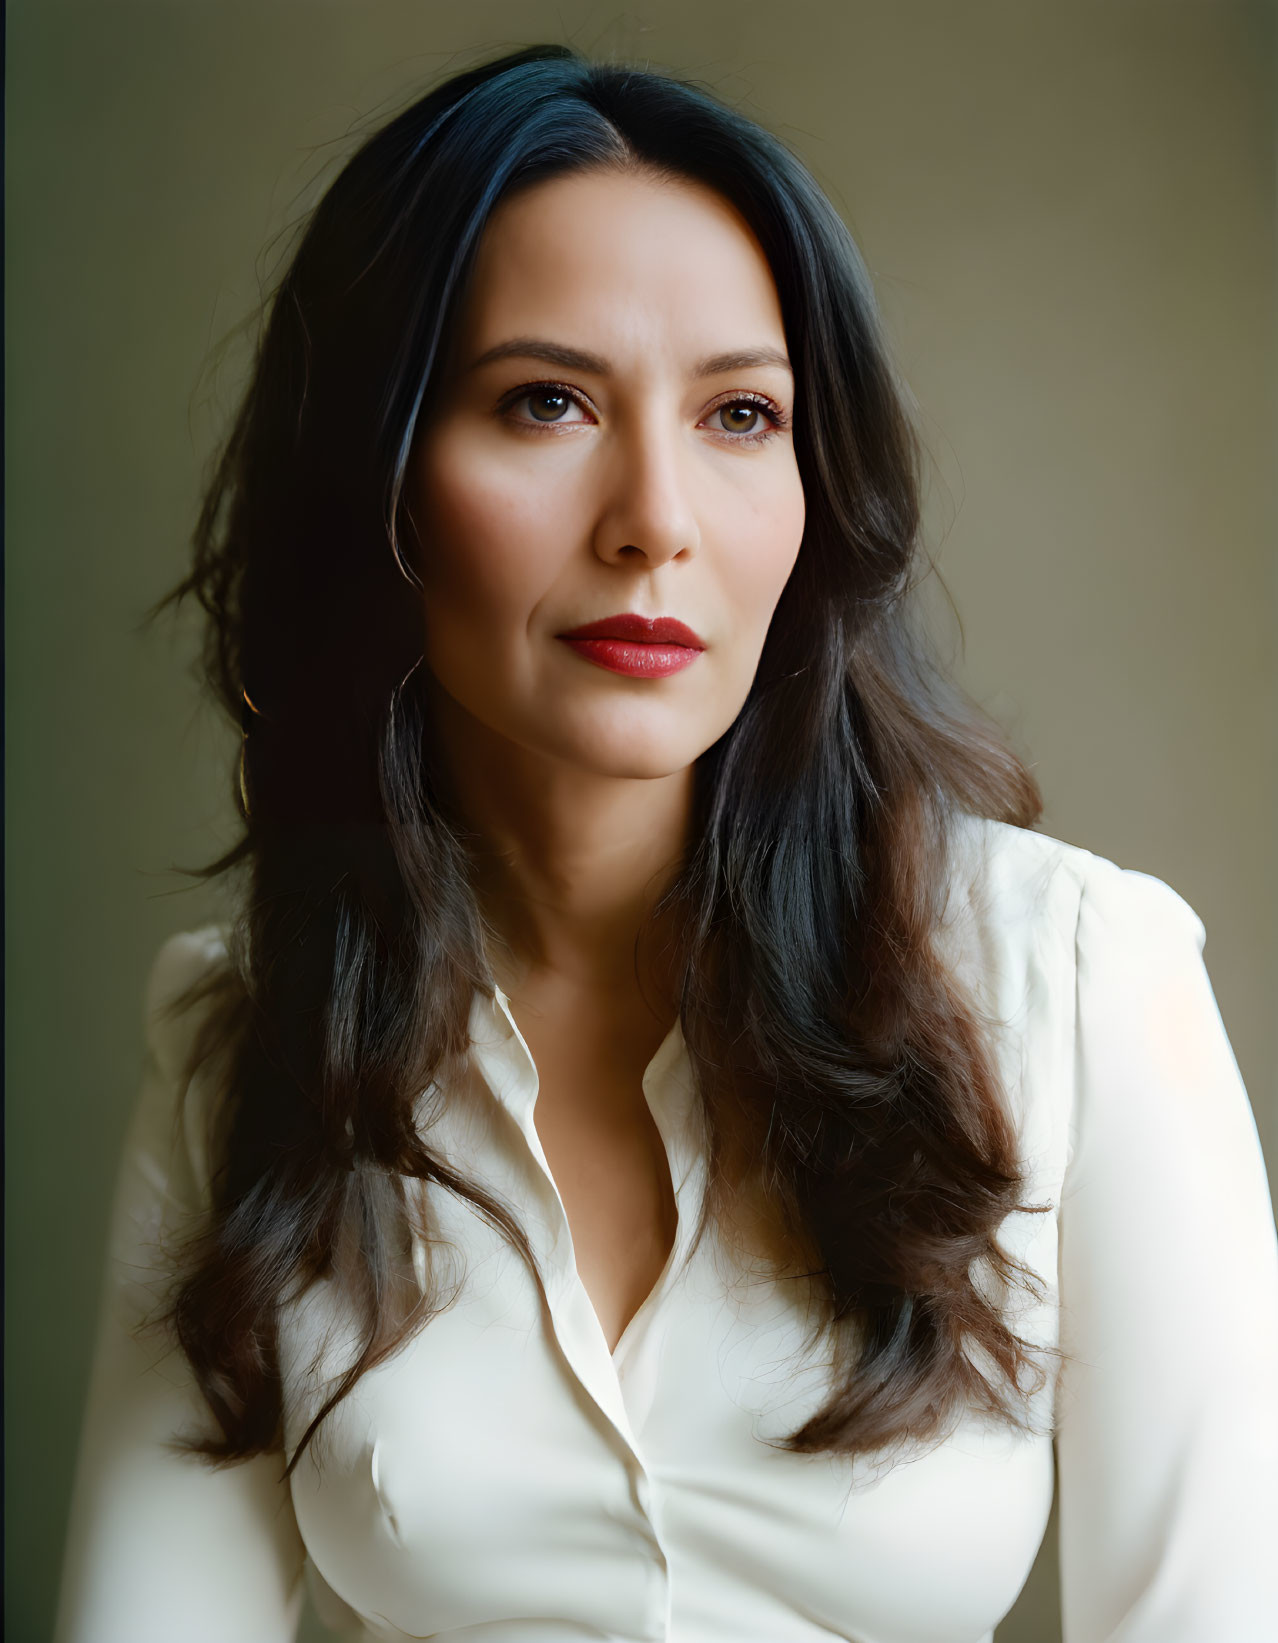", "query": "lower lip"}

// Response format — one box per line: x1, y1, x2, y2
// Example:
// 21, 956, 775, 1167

558, 638, 704, 678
